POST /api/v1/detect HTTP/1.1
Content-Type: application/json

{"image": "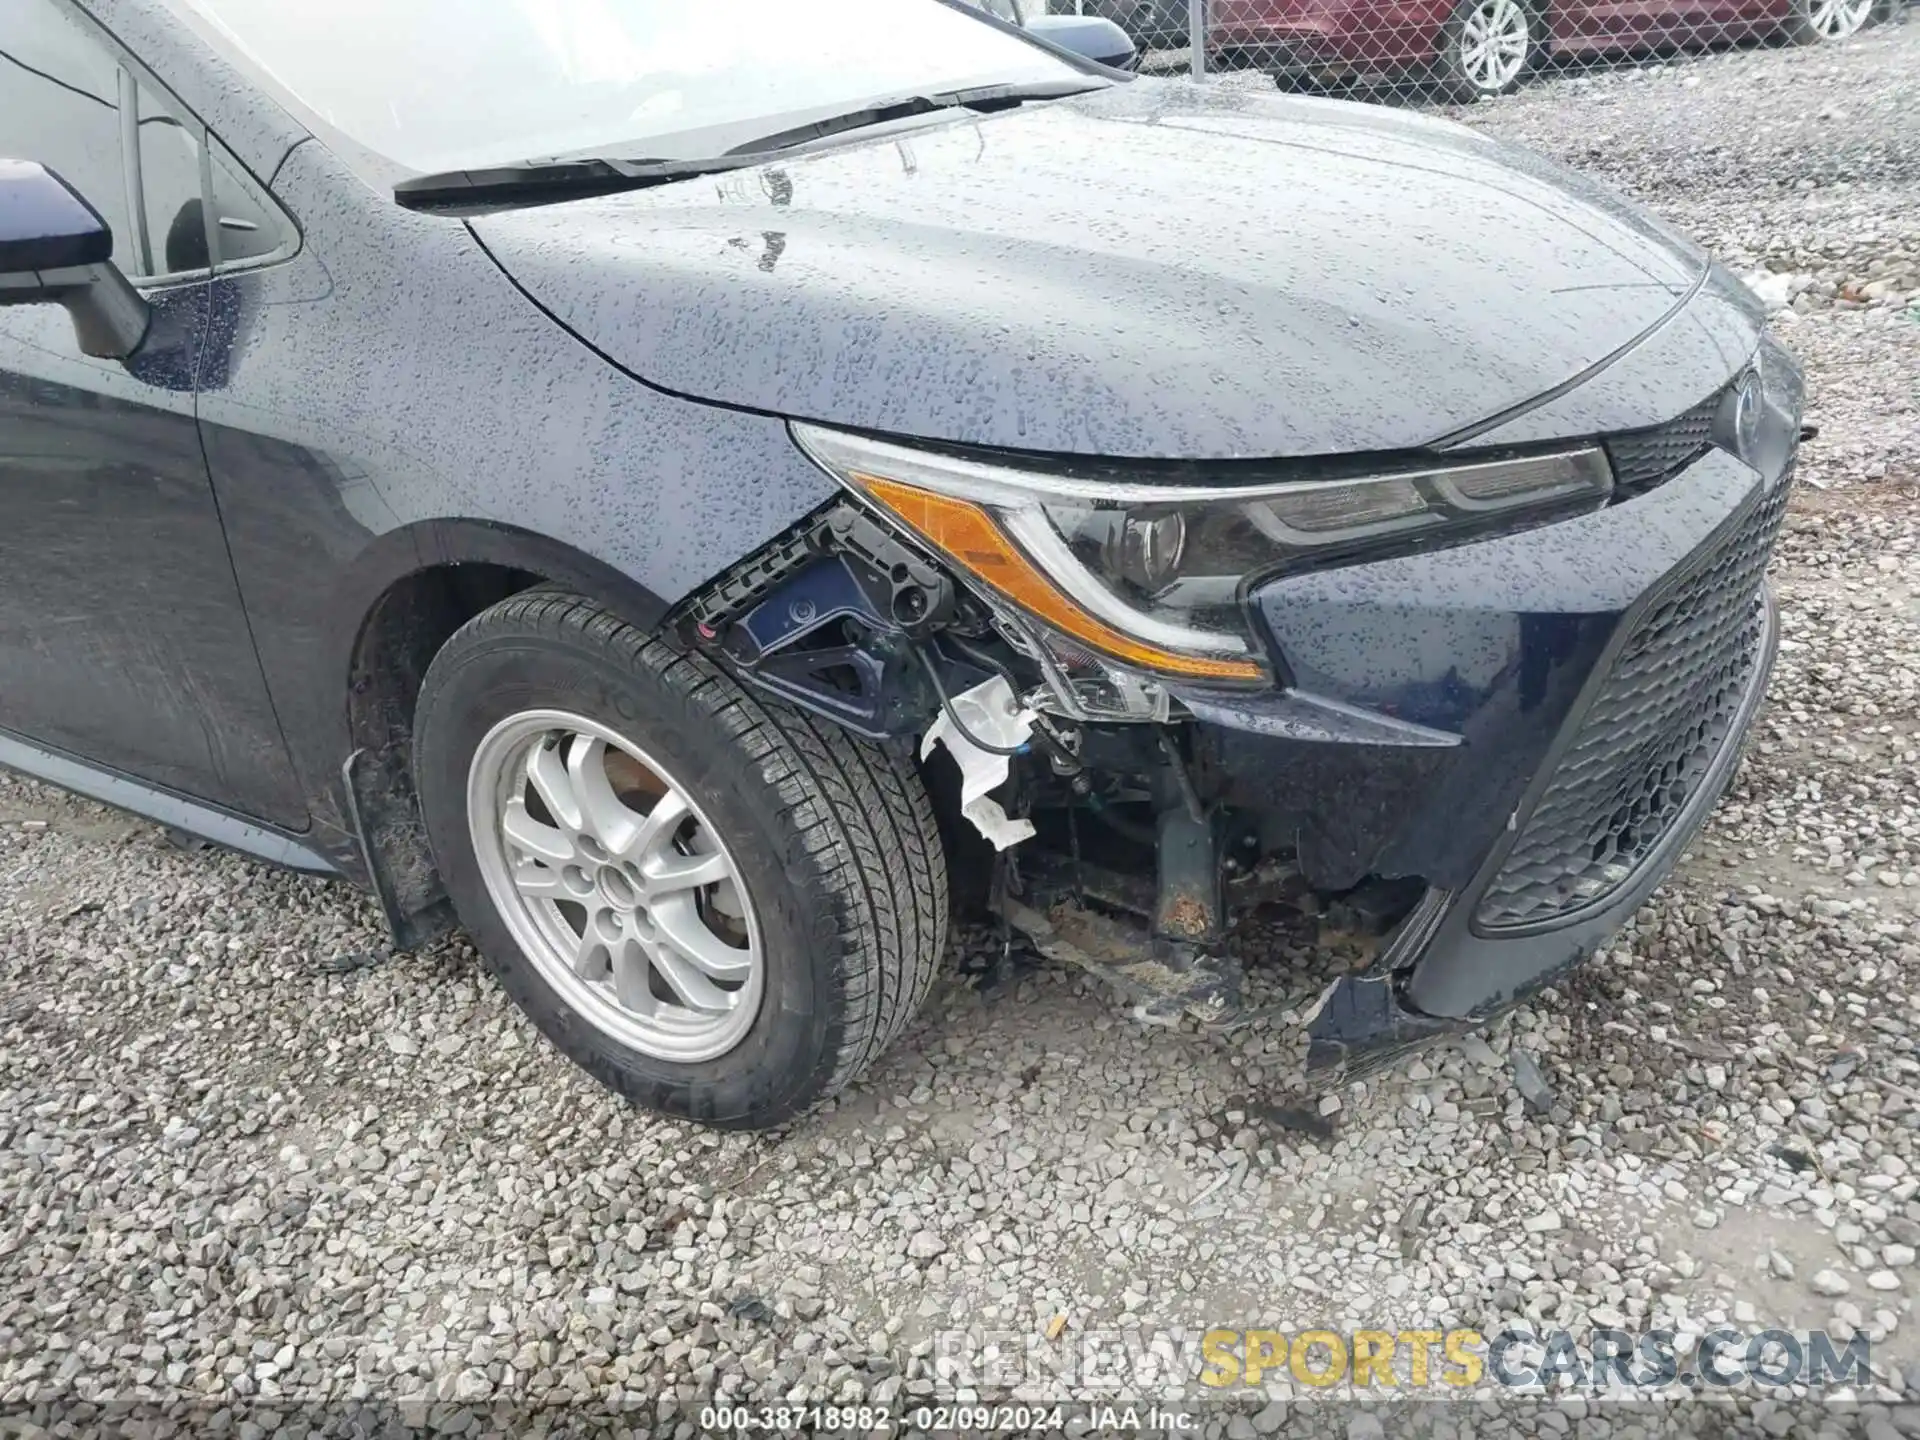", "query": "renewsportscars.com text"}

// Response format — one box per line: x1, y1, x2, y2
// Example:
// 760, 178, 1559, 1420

930, 1326, 1872, 1394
